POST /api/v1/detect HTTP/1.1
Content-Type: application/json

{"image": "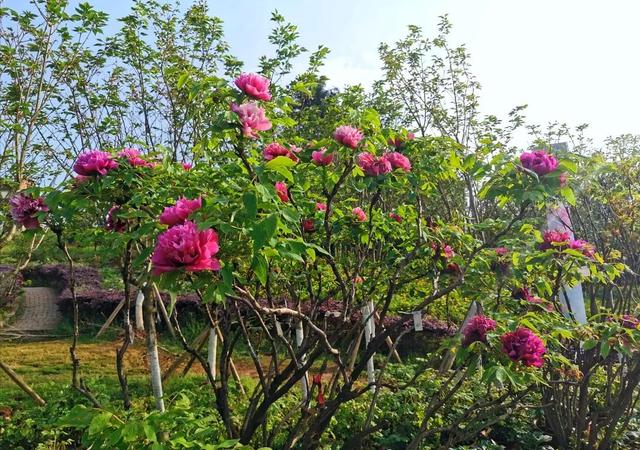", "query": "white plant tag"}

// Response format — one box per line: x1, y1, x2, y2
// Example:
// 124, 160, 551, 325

413, 311, 423, 331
